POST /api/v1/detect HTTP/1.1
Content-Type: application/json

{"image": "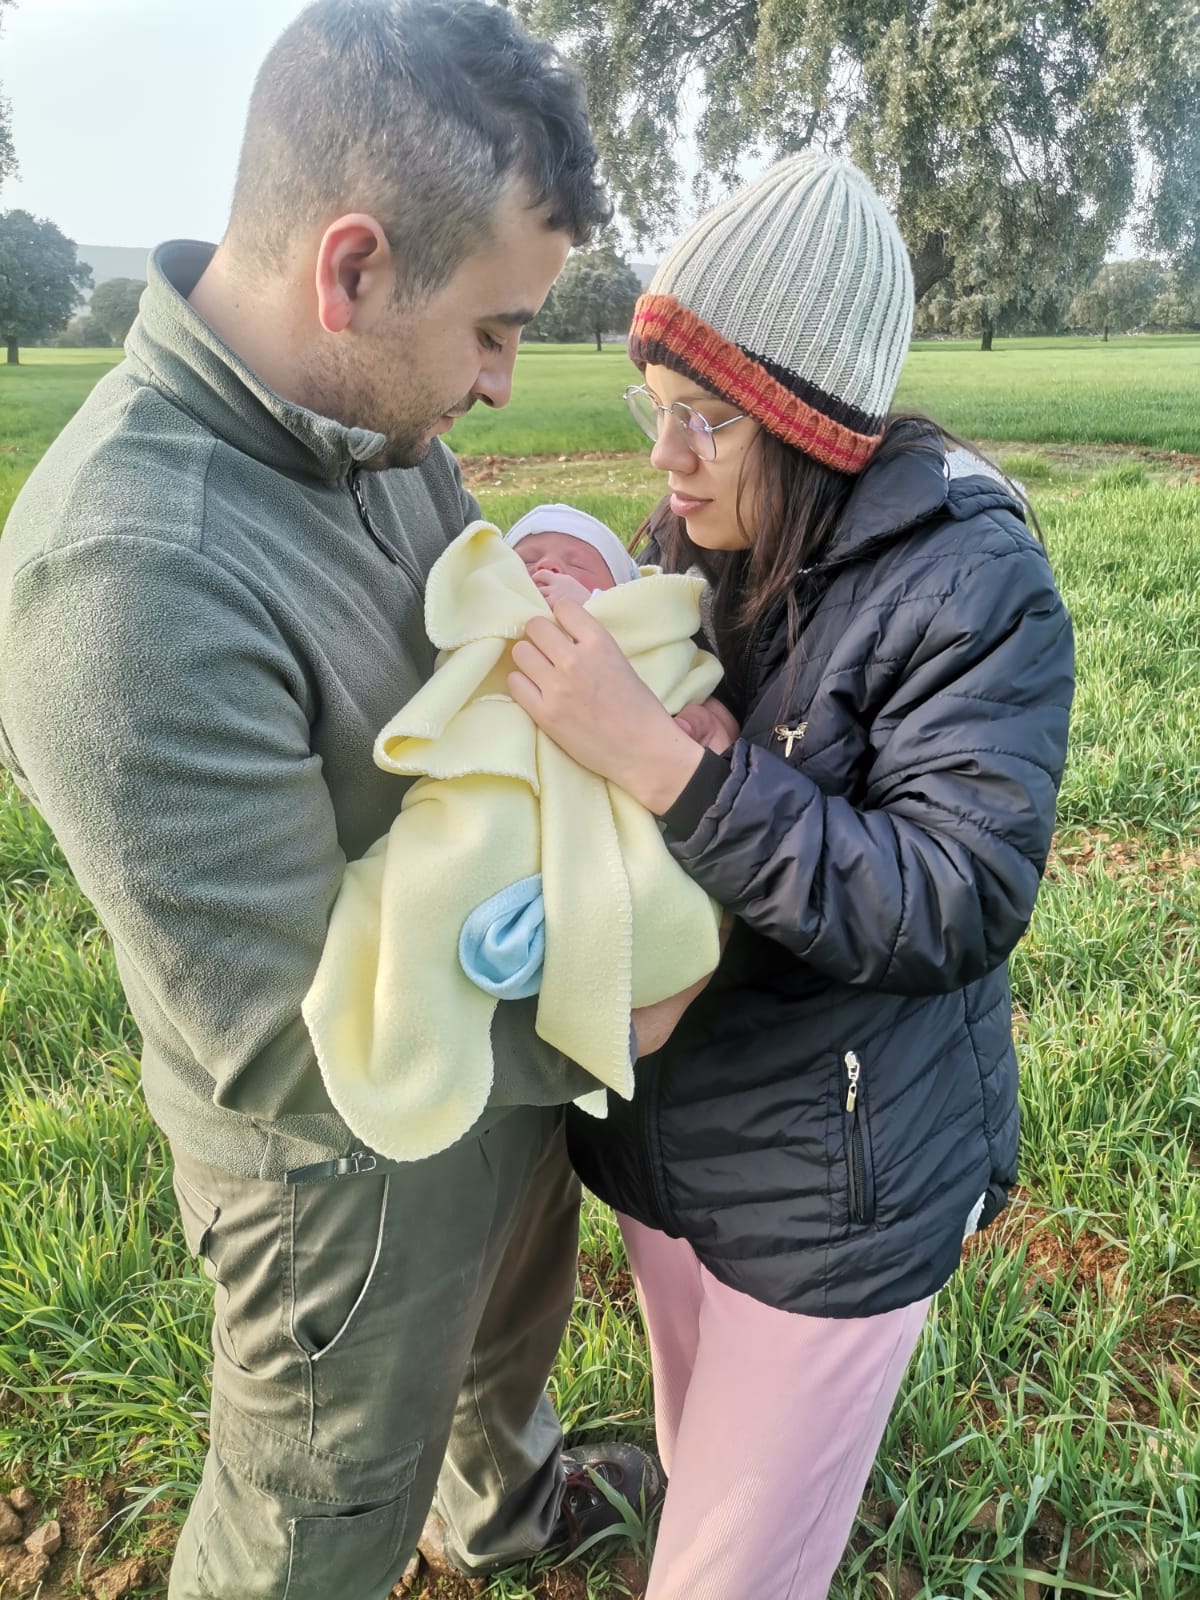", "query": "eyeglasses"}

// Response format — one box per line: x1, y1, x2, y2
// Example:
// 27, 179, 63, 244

623, 384, 749, 462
